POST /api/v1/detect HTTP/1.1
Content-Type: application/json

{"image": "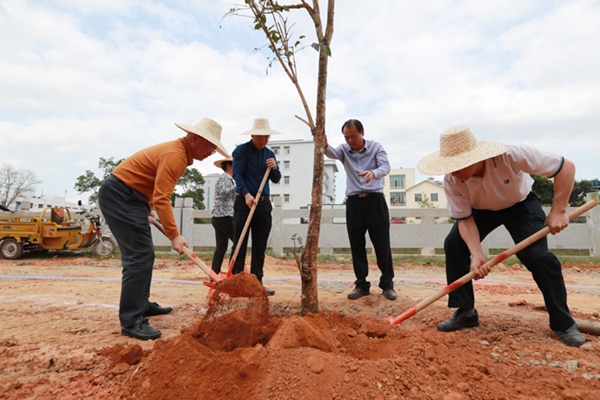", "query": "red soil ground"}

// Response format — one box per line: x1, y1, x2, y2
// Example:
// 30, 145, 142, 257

1, 255, 599, 399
